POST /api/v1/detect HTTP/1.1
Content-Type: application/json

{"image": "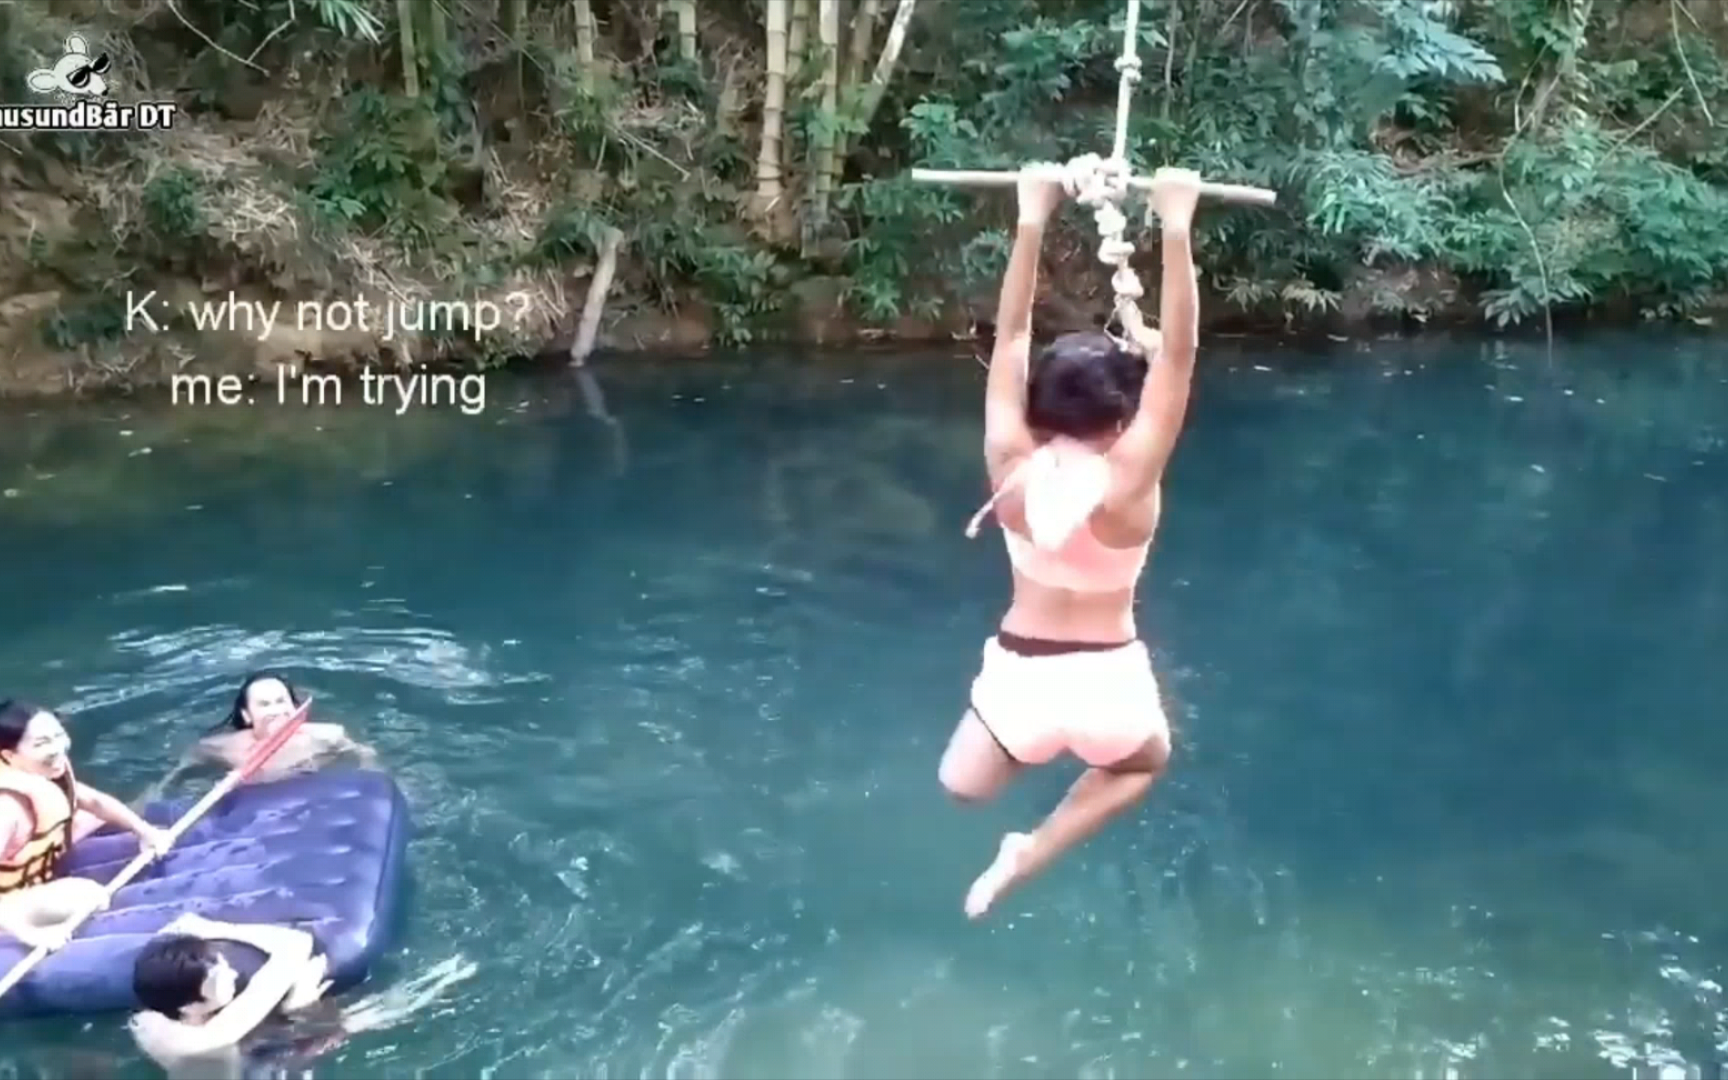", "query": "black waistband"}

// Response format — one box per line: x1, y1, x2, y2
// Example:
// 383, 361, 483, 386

996, 631, 1136, 657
